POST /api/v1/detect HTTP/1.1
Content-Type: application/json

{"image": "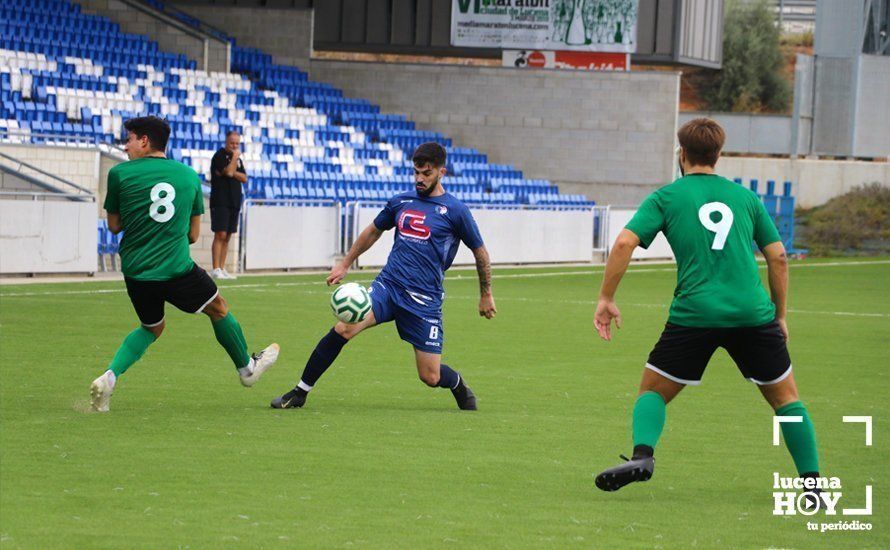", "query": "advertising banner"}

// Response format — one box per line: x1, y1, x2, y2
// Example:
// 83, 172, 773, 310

452, 0, 638, 53
502, 49, 629, 70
